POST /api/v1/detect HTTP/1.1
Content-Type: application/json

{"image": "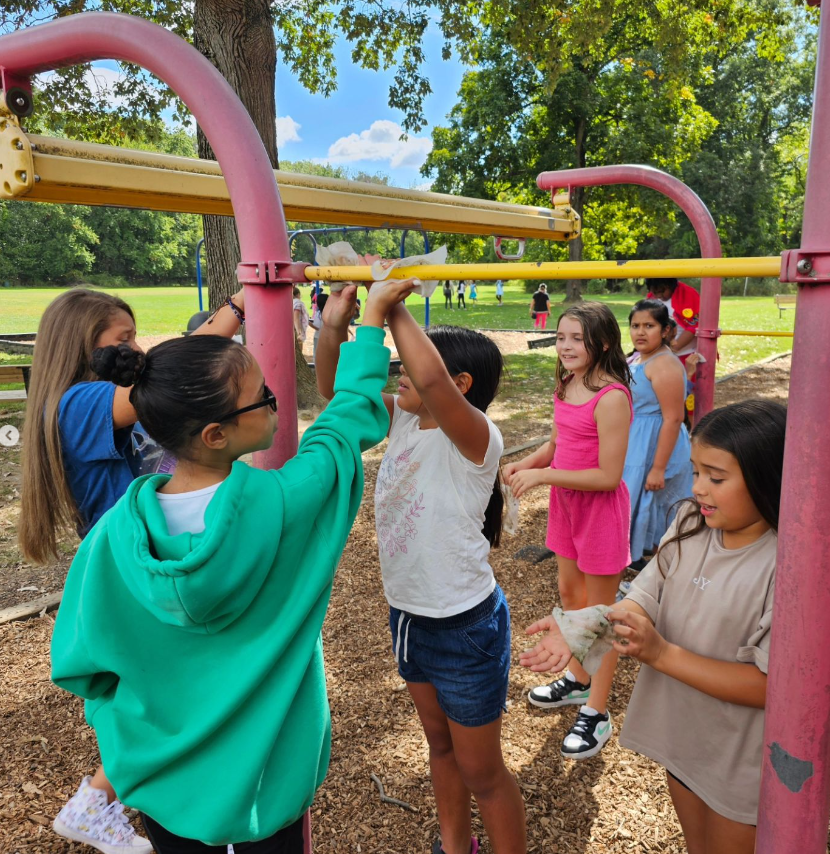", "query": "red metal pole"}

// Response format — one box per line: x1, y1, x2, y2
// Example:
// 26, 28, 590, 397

0, 12, 298, 469
536, 165, 722, 422
757, 2, 830, 850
